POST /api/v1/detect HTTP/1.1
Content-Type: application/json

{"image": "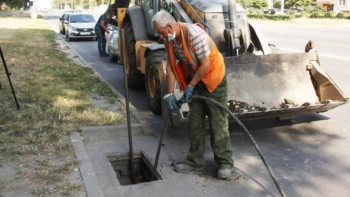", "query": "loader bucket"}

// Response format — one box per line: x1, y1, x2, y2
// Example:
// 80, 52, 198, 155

224, 52, 348, 120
